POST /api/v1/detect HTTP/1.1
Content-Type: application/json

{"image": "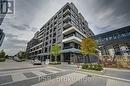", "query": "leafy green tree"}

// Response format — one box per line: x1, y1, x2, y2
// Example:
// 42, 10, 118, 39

80, 38, 97, 63
0, 49, 7, 62
18, 51, 27, 60
50, 43, 61, 61
0, 49, 6, 58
